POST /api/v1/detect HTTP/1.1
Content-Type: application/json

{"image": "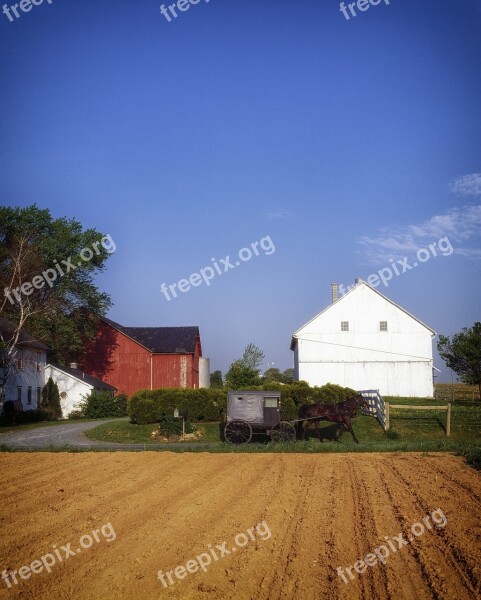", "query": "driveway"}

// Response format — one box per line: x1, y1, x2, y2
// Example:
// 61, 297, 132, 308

0, 420, 216, 450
